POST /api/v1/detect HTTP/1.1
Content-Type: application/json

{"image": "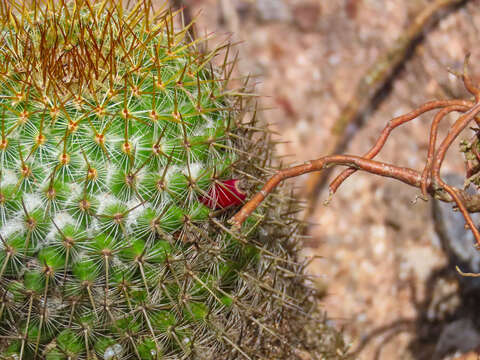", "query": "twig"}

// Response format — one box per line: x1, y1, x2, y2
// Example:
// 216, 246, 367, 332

229, 153, 480, 228
431, 102, 480, 245
331, 56, 480, 196
456, 265, 480, 277
230, 68, 480, 249
329, 100, 473, 195
420, 105, 469, 197
302, 0, 470, 225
